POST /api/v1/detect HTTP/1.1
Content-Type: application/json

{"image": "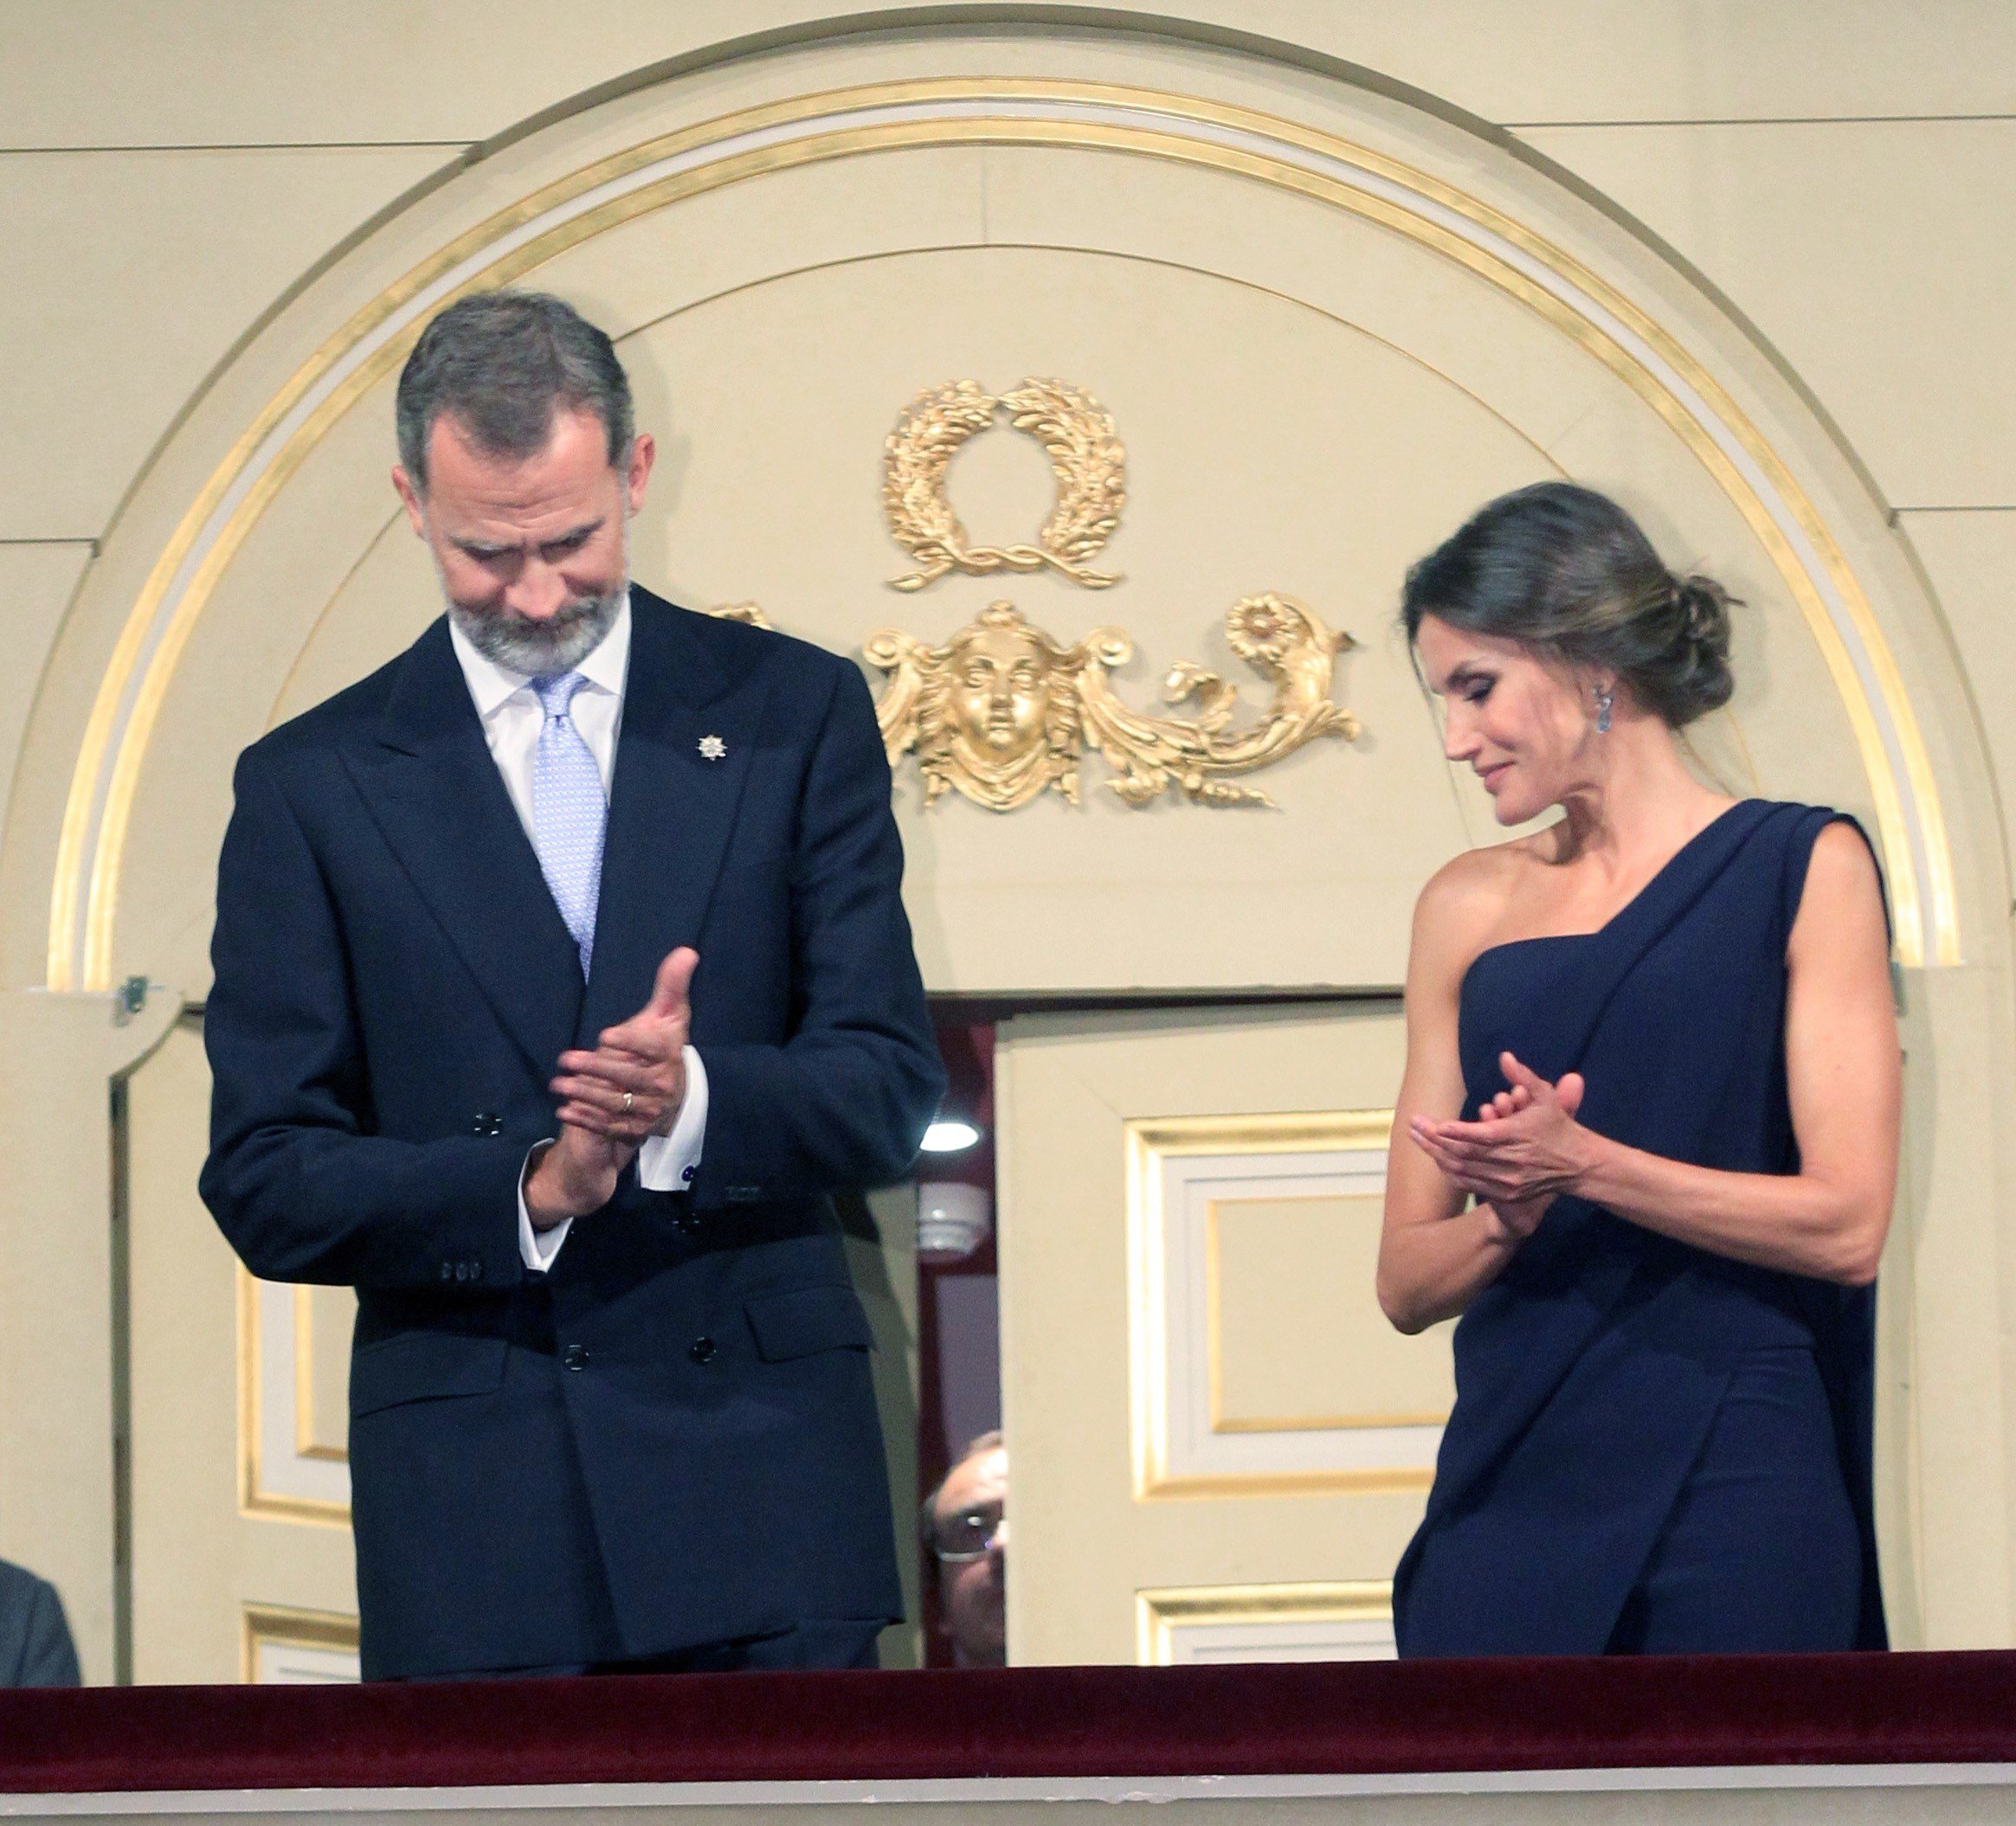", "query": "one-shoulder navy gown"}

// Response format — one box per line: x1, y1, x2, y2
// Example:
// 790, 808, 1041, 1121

1393, 800, 1887, 1656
